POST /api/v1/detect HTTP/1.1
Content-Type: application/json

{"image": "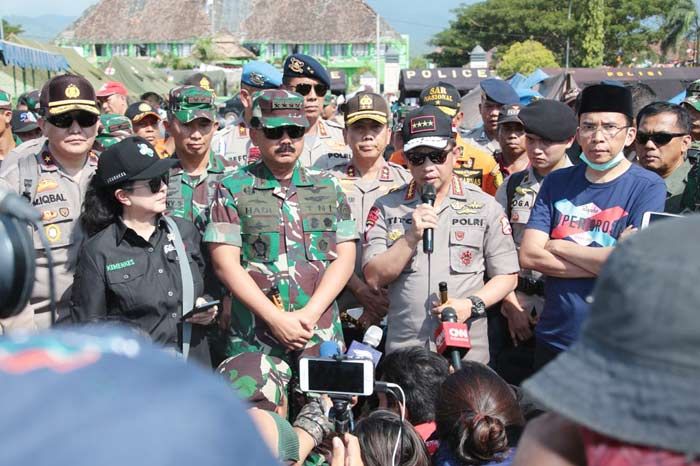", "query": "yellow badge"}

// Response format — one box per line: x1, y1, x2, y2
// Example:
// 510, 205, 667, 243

138, 103, 151, 112
289, 57, 305, 73
359, 94, 373, 110
45, 224, 61, 243
199, 77, 212, 90
465, 201, 484, 211
515, 186, 536, 196
37, 179, 59, 193
41, 211, 58, 222
65, 84, 80, 99
388, 229, 403, 241
451, 200, 484, 215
